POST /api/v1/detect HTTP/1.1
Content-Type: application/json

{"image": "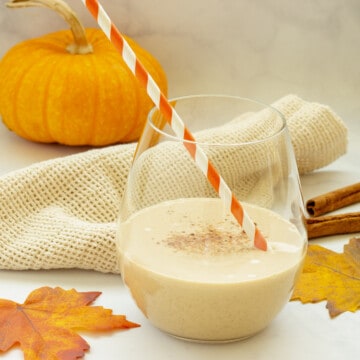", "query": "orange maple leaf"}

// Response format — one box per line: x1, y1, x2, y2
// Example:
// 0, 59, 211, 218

0, 286, 139, 359
291, 237, 360, 317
